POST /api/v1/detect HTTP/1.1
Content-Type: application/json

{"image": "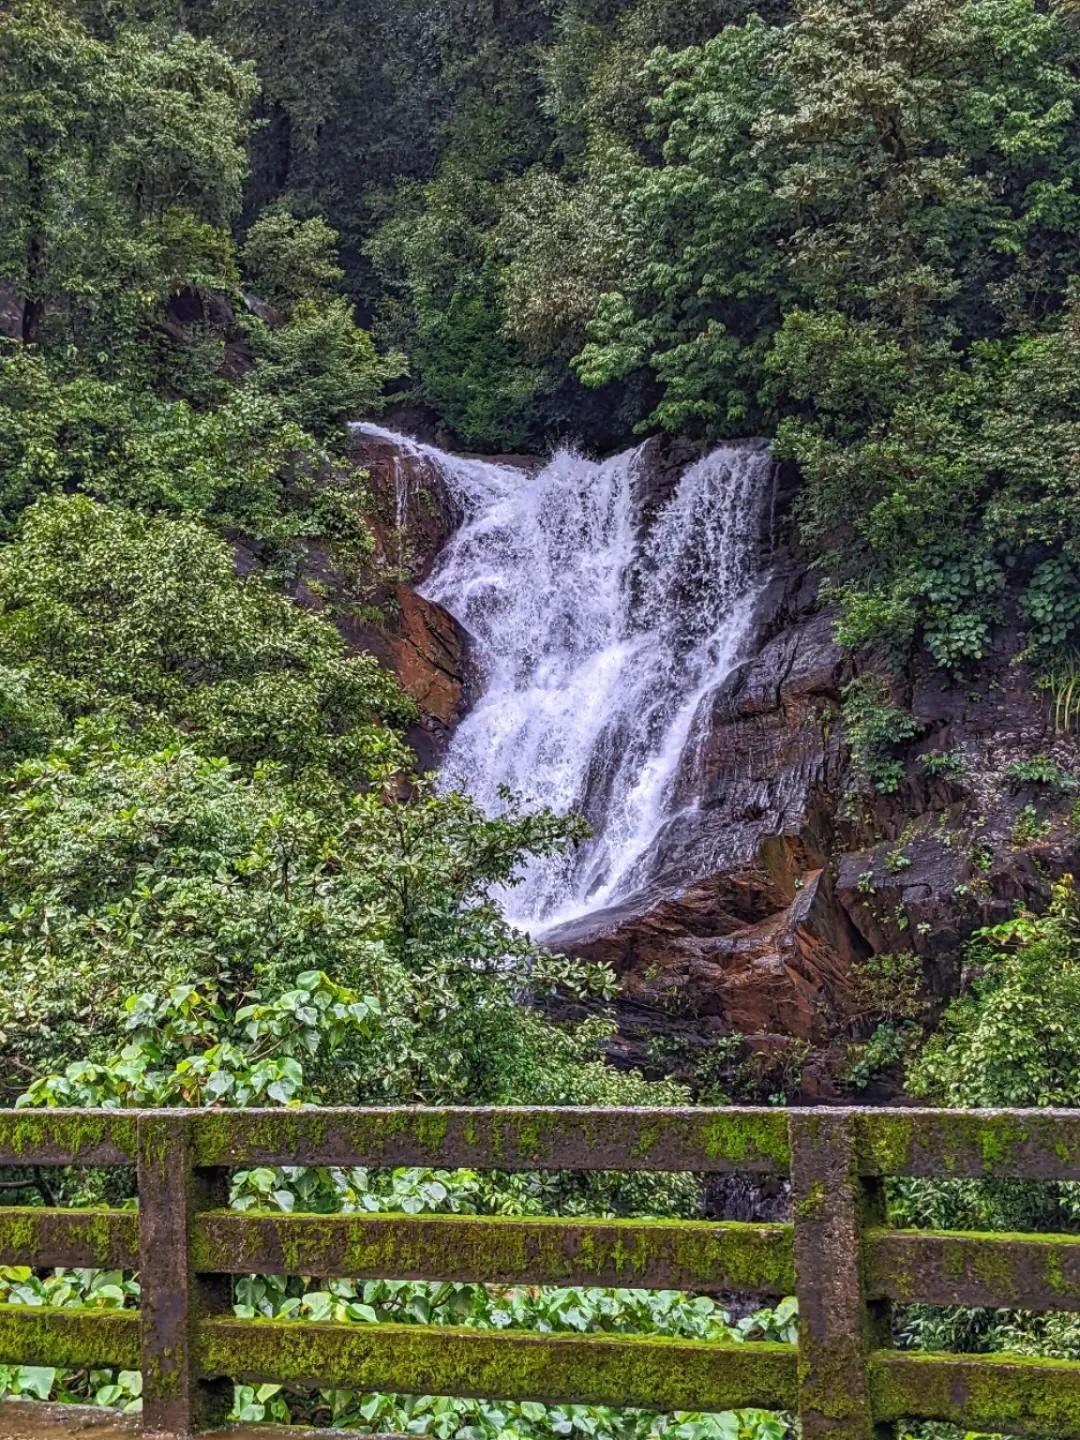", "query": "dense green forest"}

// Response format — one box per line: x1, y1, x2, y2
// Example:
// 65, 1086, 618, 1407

10, 0, 1080, 689
7, 0, 1080, 1435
